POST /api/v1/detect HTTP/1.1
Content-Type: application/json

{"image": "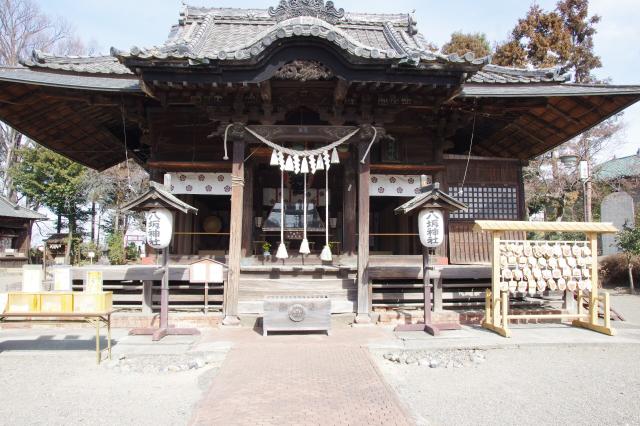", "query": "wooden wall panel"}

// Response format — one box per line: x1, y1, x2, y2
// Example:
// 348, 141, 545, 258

445, 157, 525, 264
449, 222, 525, 264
